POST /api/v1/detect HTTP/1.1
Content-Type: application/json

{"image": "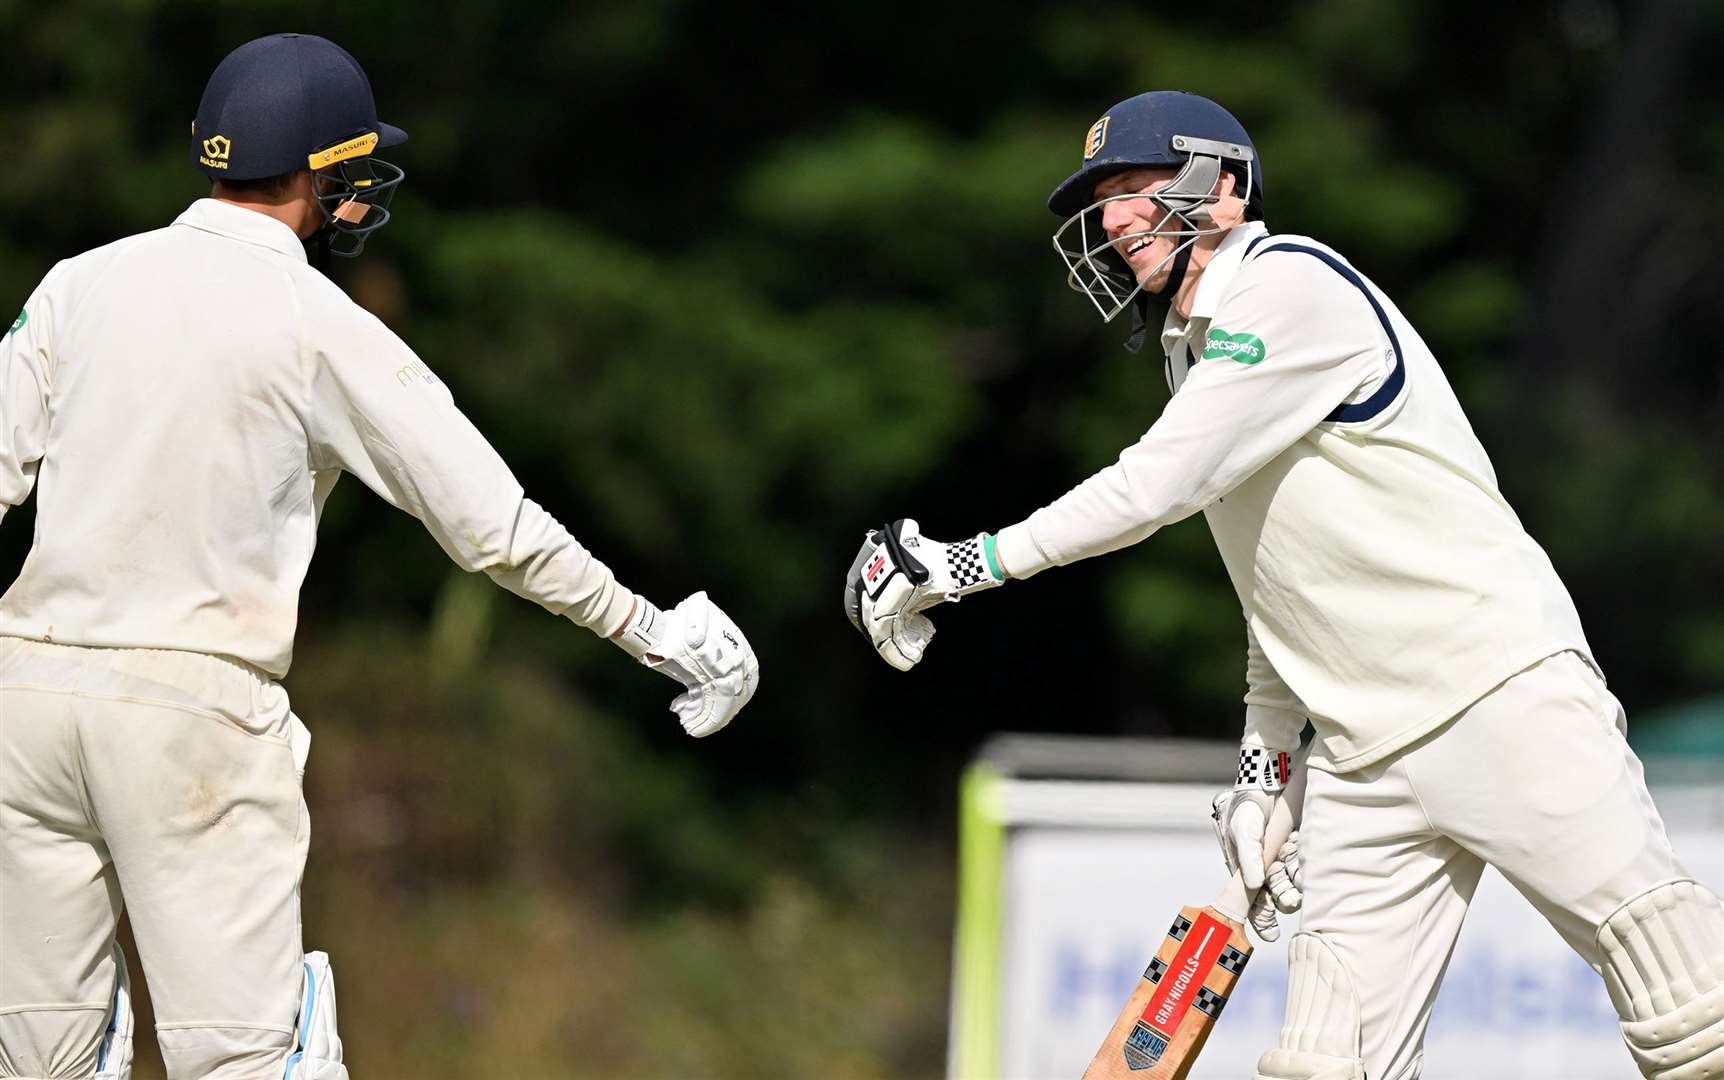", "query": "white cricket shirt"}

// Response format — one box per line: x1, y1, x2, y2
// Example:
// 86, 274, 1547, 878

996, 223, 1594, 772
0, 199, 634, 677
